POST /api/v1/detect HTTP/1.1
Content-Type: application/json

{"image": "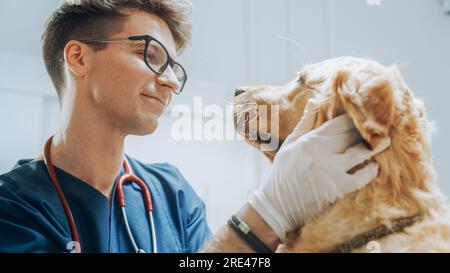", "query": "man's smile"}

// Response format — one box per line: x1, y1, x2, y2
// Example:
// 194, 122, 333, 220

140, 93, 167, 111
